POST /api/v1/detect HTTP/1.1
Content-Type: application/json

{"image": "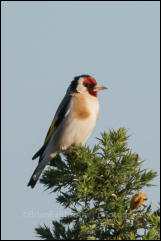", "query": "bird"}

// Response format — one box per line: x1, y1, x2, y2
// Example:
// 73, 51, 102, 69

130, 192, 148, 210
28, 75, 107, 188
